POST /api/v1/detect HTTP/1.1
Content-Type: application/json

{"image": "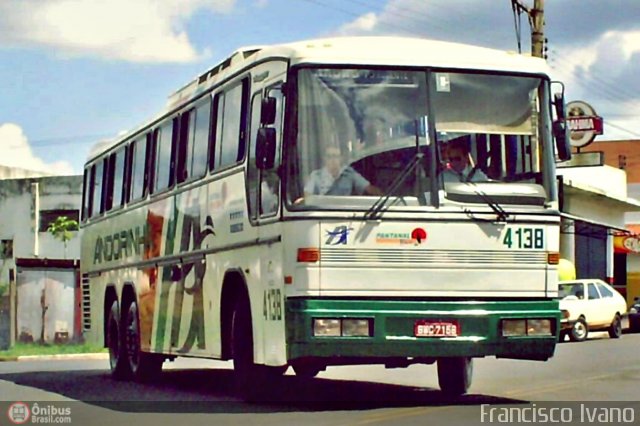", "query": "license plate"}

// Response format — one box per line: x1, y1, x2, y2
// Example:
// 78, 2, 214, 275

414, 320, 460, 337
